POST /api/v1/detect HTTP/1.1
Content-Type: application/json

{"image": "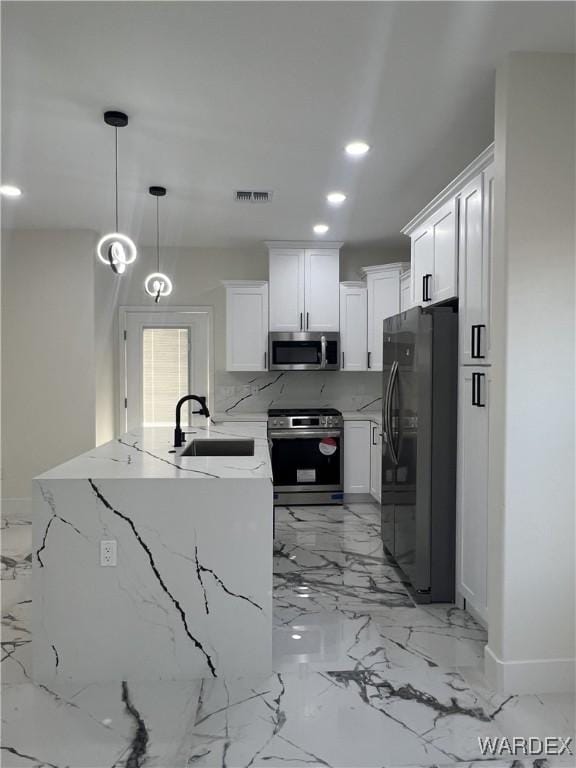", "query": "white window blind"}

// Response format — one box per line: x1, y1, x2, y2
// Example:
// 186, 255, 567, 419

142, 327, 190, 426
